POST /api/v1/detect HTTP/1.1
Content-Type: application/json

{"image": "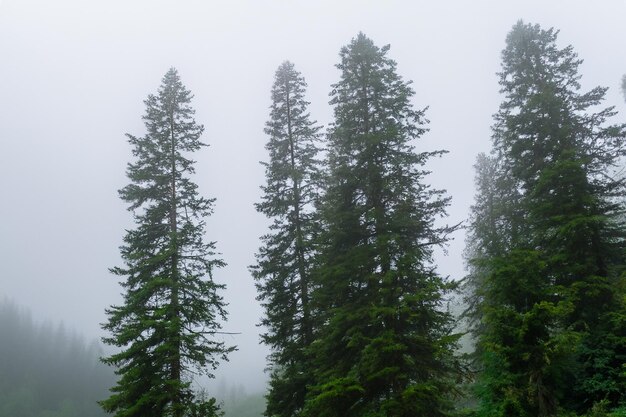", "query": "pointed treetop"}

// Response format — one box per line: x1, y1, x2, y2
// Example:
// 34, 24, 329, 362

336, 32, 392, 70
